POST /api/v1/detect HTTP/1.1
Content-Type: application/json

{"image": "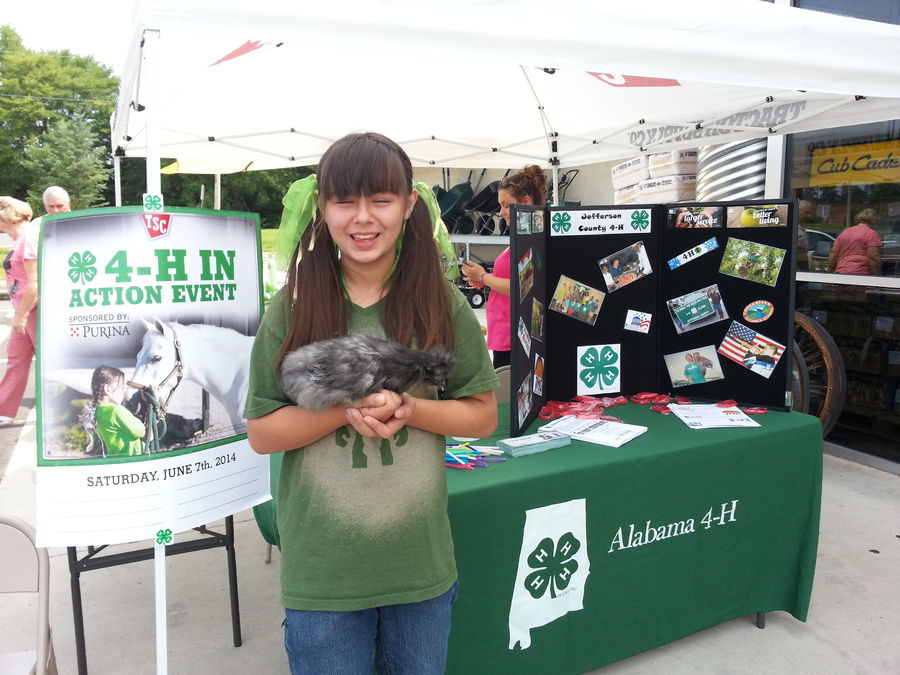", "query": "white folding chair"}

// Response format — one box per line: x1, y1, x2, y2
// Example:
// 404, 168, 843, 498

0, 515, 56, 675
